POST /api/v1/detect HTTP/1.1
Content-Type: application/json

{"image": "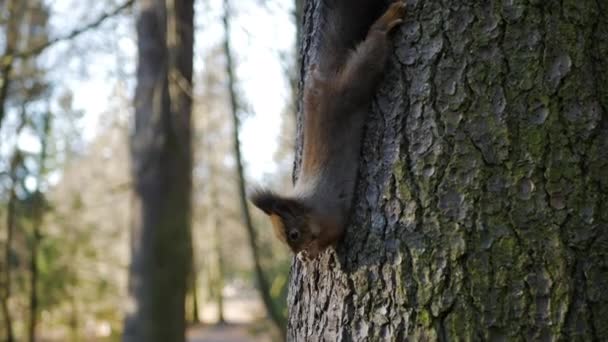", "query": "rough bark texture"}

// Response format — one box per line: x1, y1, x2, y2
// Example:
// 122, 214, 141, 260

287, 1, 608, 341
124, 0, 194, 341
